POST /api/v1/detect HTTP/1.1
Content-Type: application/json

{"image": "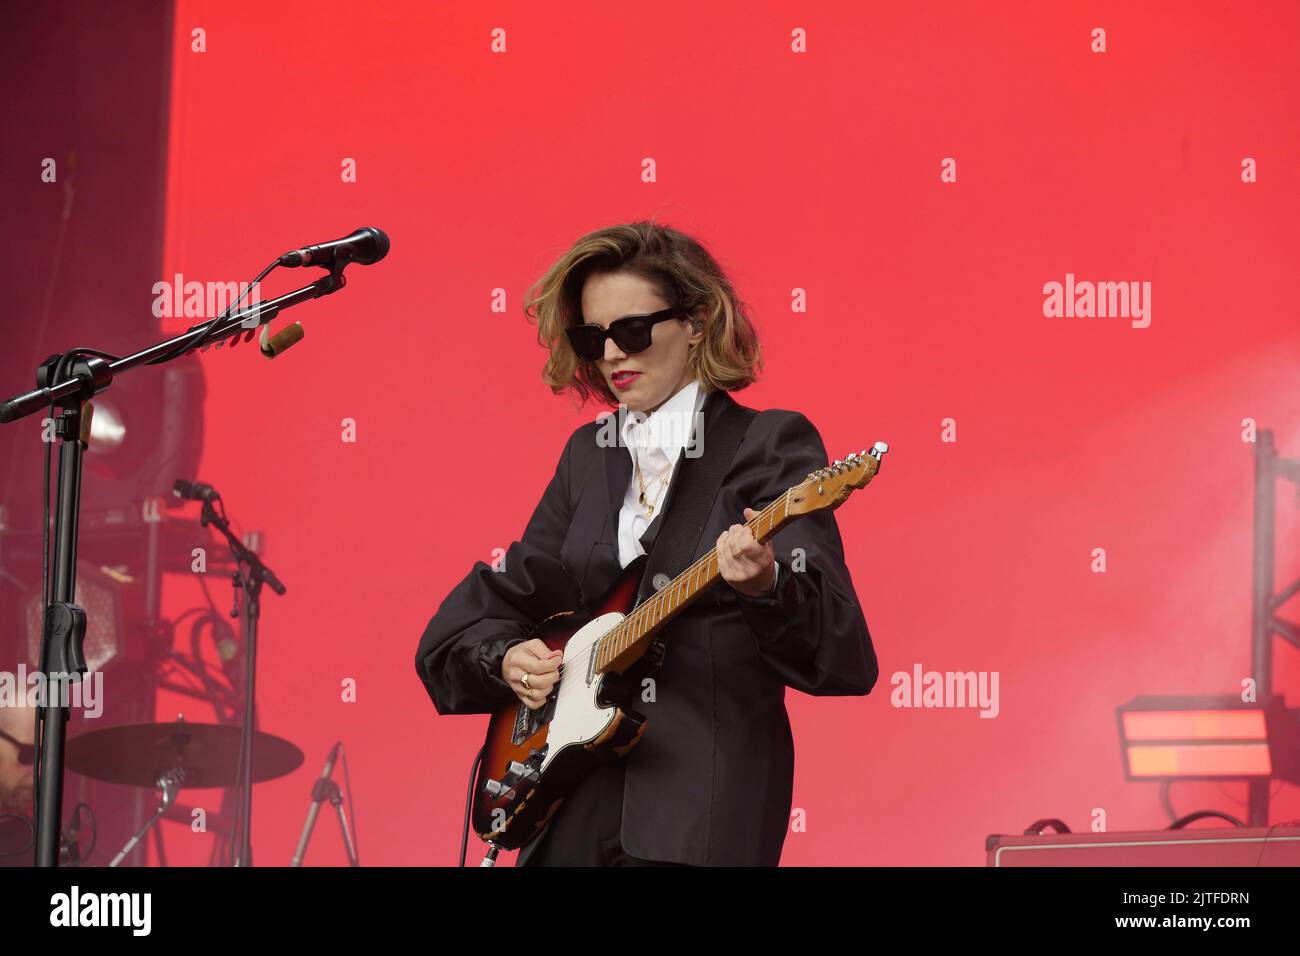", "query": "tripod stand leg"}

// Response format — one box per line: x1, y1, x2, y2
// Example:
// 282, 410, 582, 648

330, 793, 359, 867
109, 774, 180, 867
109, 805, 166, 868
290, 799, 323, 867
